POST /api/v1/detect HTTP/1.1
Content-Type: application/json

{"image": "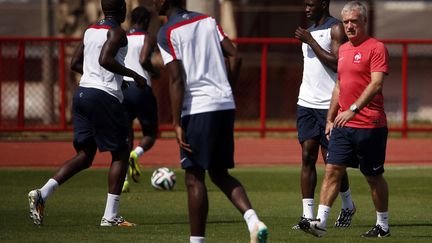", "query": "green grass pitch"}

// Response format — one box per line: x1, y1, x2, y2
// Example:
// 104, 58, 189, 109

1, 166, 432, 242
